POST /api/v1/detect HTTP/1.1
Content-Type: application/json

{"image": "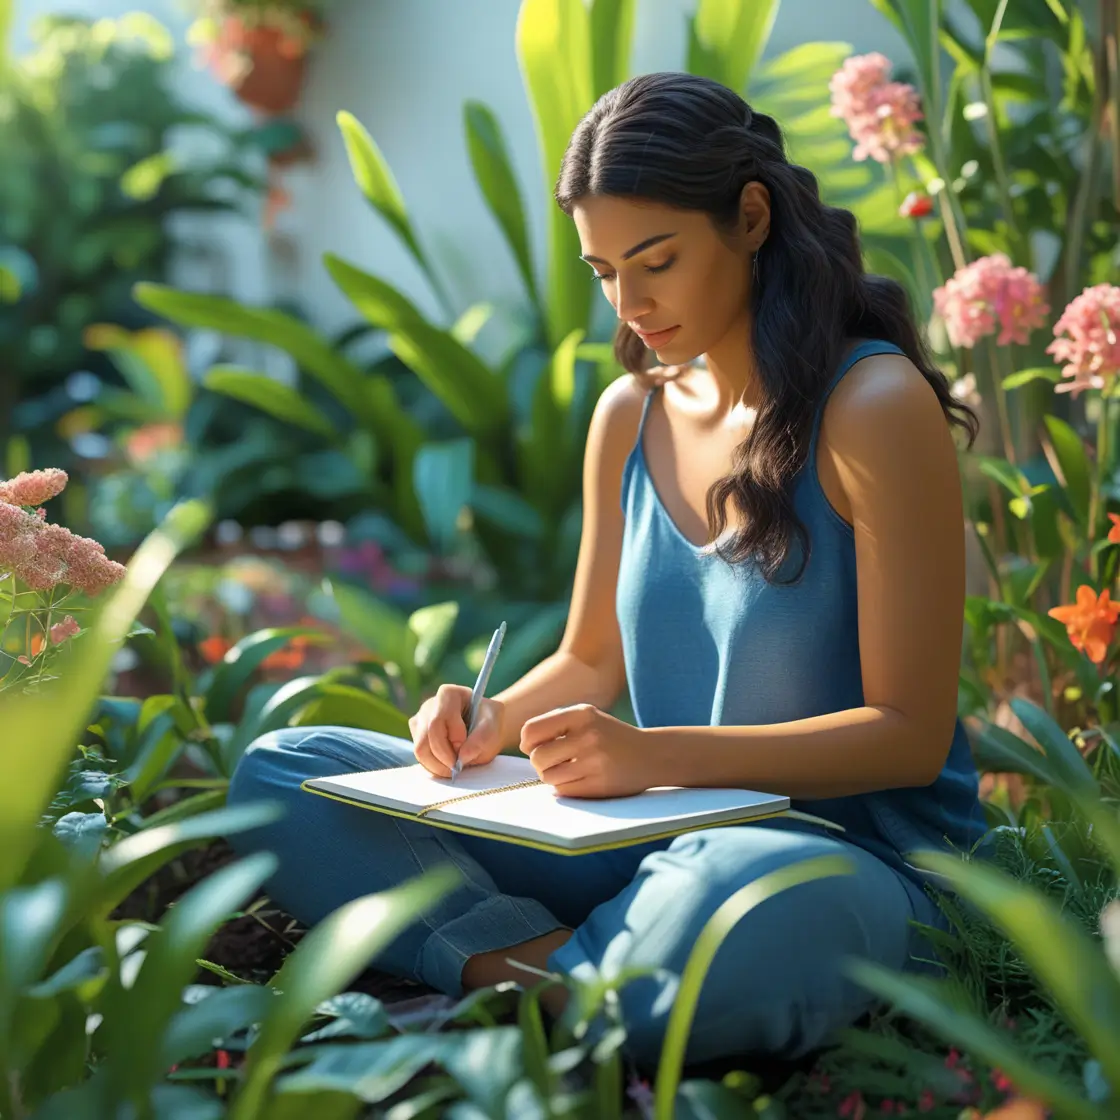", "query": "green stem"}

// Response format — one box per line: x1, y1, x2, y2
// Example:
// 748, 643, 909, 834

985, 338, 1018, 466
1089, 391, 1113, 582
